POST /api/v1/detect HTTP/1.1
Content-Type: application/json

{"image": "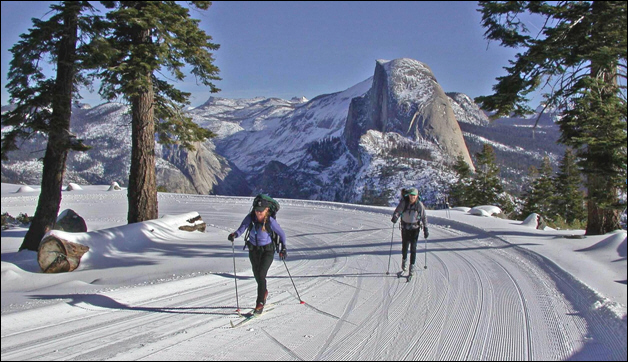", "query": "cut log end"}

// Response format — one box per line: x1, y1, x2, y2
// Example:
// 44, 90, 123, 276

38, 235, 89, 273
